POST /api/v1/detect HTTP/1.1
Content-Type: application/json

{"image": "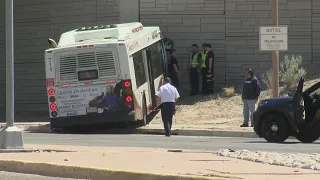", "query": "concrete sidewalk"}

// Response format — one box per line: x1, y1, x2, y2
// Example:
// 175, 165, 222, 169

0, 145, 319, 180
